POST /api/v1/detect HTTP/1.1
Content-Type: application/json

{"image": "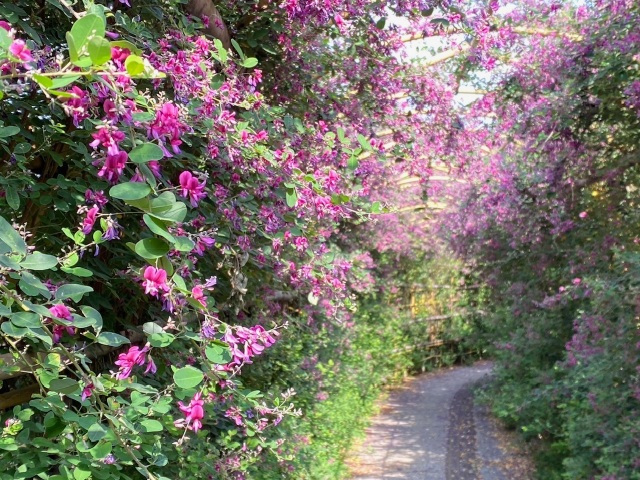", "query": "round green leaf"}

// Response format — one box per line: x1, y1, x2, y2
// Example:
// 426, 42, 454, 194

88, 36, 112, 66
109, 182, 151, 201
86, 423, 107, 442
125, 55, 145, 76
96, 332, 130, 347
0, 214, 27, 255
149, 332, 175, 348
130, 143, 164, 163
55, 284, 93, 301
139, 419, 163, 433
20, 252, 58, 270
205, 344, 232, 364
70, 14, 106, 52
135, 238, 170, 259
173, 366, 204, 389
50, 378, 80, 395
